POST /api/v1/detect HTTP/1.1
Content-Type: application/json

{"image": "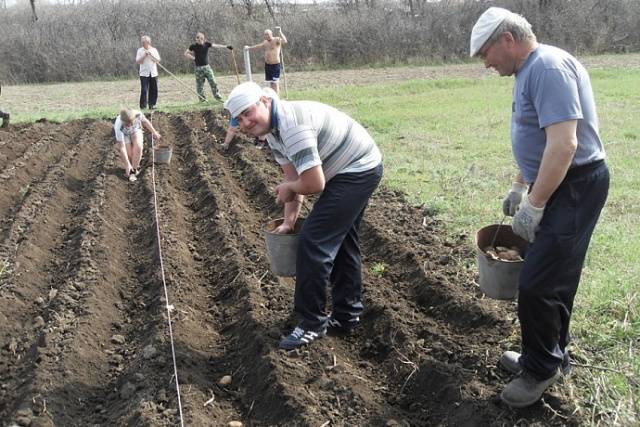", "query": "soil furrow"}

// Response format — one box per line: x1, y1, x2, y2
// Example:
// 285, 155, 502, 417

195, 112, 428, 425
142, 113, 246, 426
165, 112, 306, 425
42, 128, 172, 426
0, 121, 77, 171
0, 121, 115, 425
0, 121, 91, 238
